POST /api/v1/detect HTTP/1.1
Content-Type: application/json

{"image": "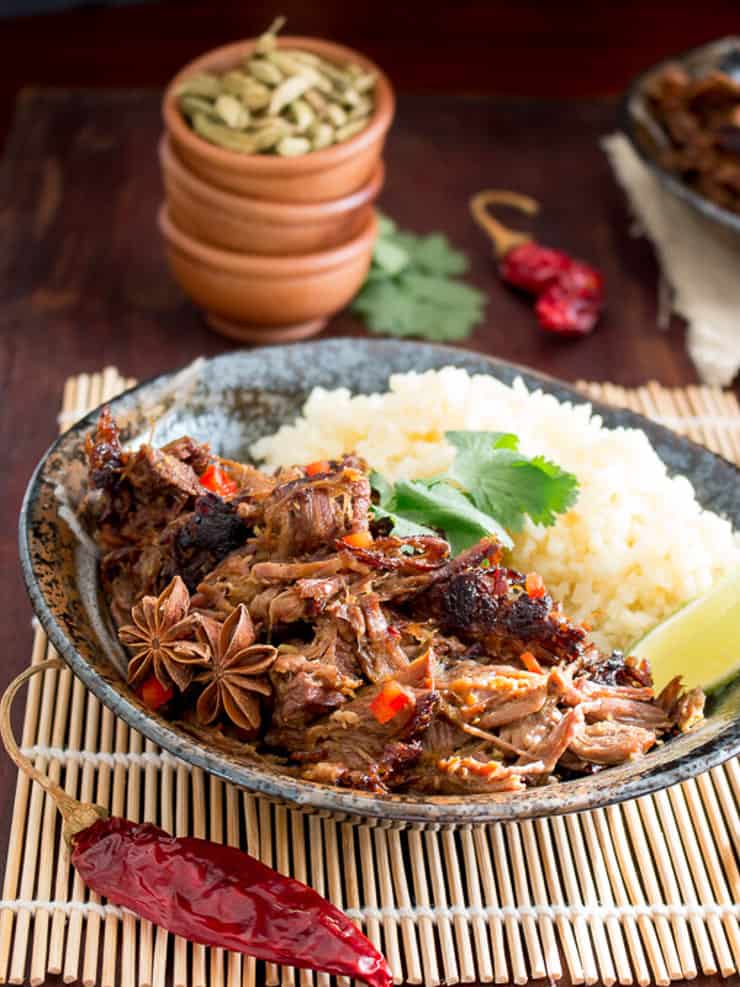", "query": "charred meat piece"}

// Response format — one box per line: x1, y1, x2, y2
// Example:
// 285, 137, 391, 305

413, 559, 587, 664
258, 465, 372, 559
166, 493, 251, 591
85, 406, 125, 491
578, 649, 653, 690
161, 436, 212, 477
